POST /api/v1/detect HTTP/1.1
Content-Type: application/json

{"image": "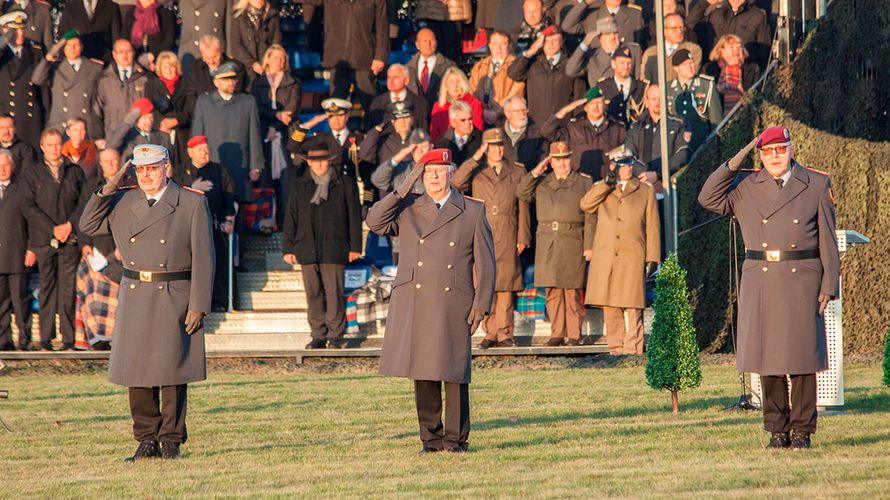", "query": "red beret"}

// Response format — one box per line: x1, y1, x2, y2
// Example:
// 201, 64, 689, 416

541, 25, 560, 37
755, 126, 791, 149
187, 135, 208, 148
131, 97, 154, 115
419, 148, 454, 166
